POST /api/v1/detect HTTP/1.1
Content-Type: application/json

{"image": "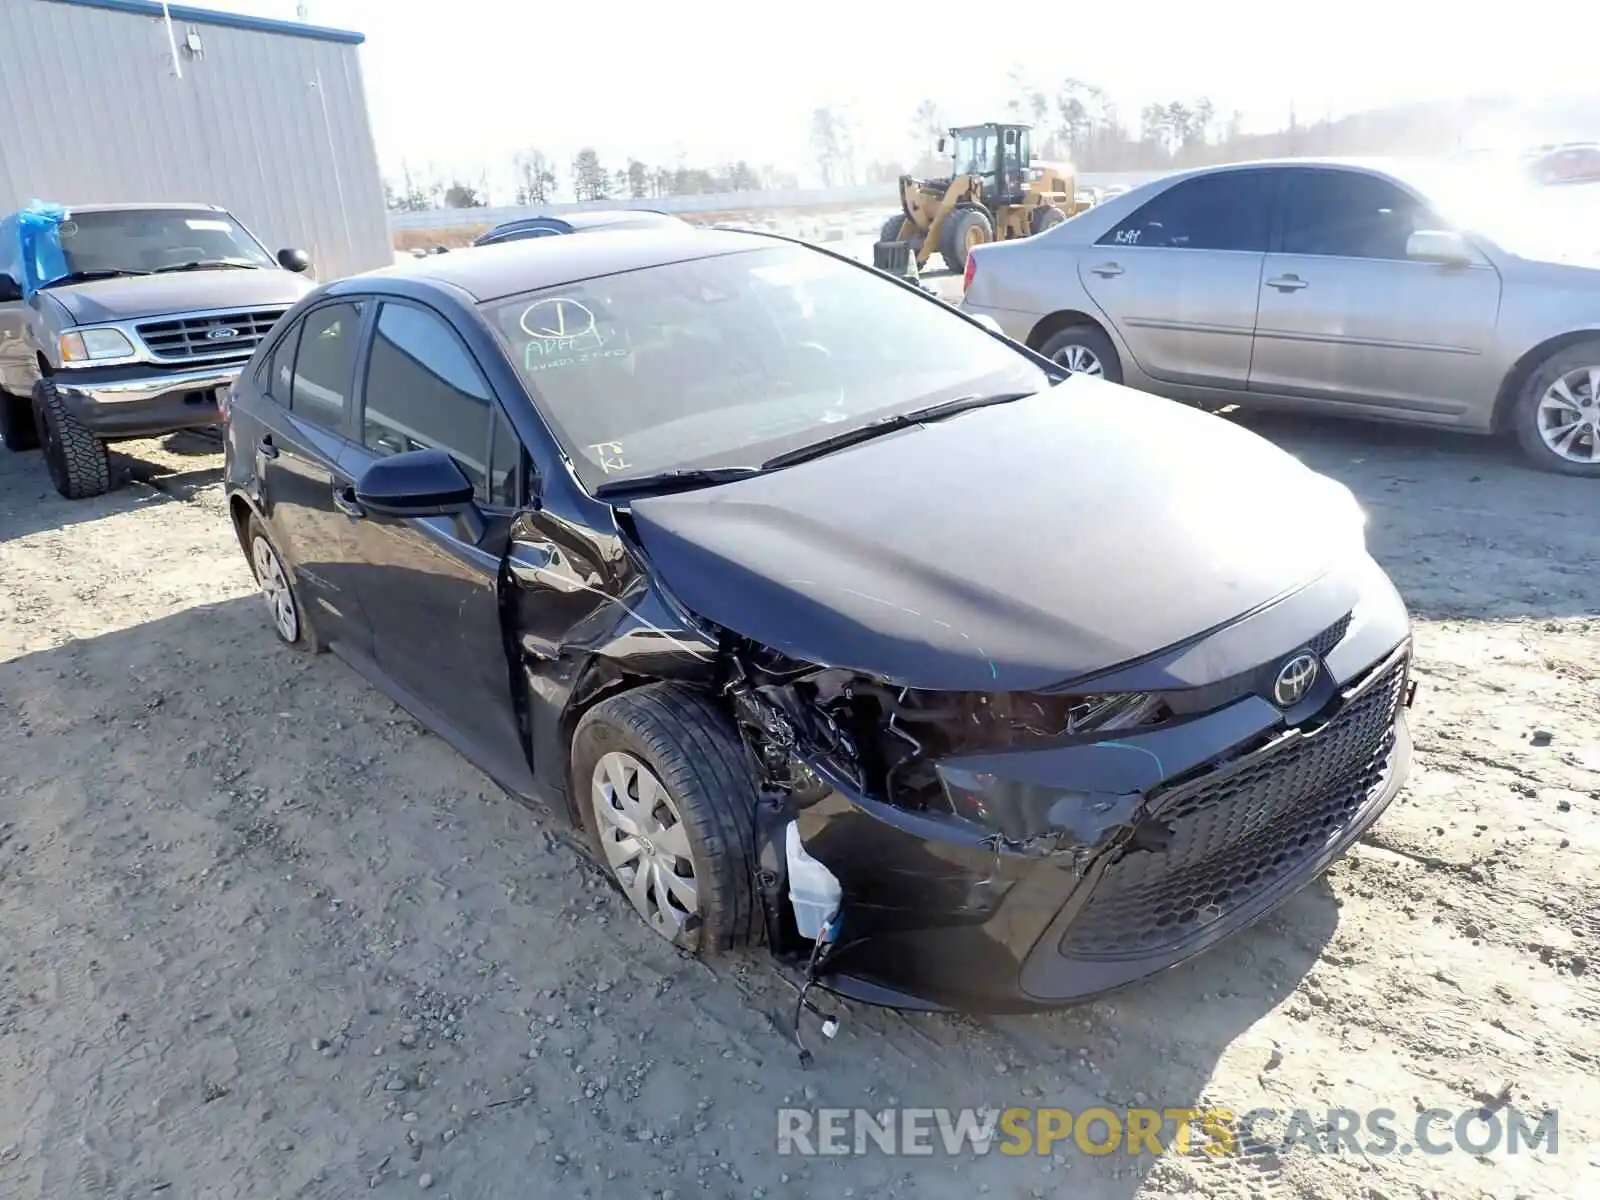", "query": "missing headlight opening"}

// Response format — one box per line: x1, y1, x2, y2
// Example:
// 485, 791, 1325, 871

731, 643, 1169, 818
